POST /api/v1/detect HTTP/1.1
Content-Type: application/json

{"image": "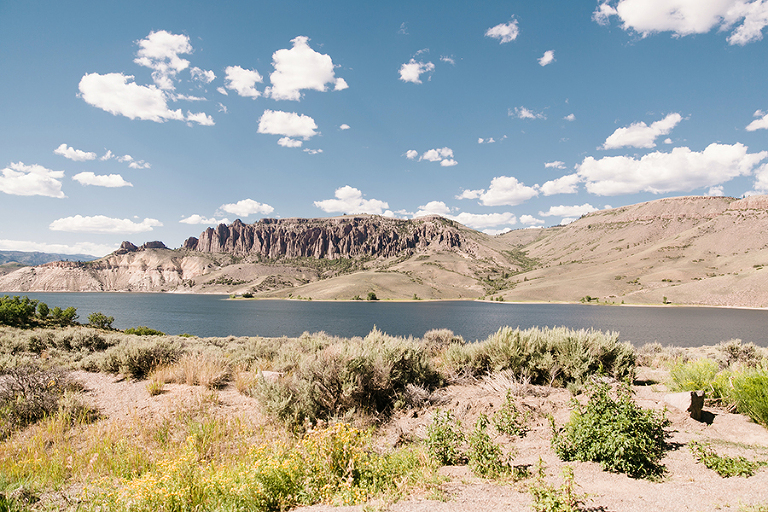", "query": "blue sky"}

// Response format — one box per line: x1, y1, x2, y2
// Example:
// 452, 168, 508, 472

2, 0, 768, 257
